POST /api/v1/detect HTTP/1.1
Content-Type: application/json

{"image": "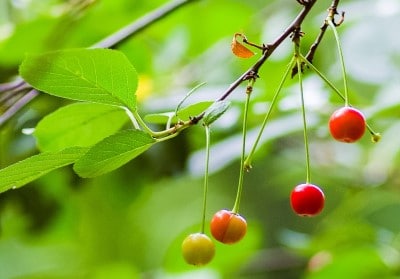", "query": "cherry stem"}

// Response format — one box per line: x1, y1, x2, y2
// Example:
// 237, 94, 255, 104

131, 108, 194, 141
244, 57, 296, 170
232, 89, 252, 214
131, 109, 152, 131
132, 109, 181, 139
201, 124, 211, 234
327, 18, 349, 106
299, 55, 380, 139
292, 30, 312, 184
297, 57, 311, 184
